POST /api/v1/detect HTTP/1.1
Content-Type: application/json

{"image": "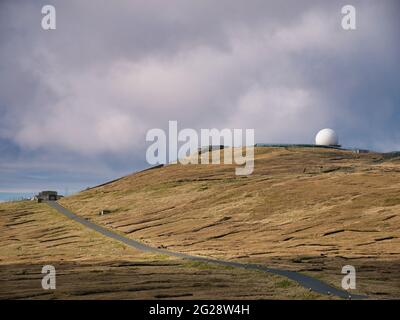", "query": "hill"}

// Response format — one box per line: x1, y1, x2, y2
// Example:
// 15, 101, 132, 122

59, 147, 400, 298
0, 200, 320, 299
